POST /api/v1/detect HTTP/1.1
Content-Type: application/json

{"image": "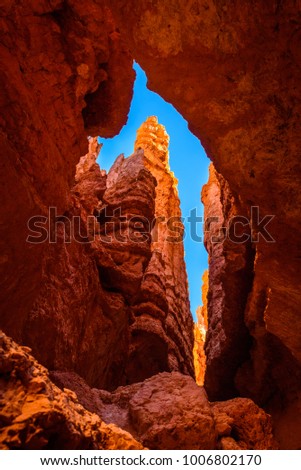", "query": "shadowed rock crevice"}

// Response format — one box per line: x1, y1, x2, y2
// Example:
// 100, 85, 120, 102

202, 164, 255, 401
